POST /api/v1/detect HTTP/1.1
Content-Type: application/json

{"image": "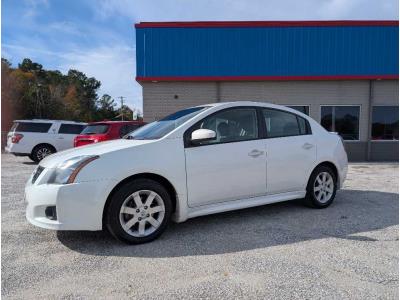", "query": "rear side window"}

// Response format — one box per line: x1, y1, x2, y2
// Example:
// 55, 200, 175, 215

262, 109, 311, 138
14, 122, 52, 133
81, 124, 109, 135
58, 124, 85, 134
297, 117, 311, 135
